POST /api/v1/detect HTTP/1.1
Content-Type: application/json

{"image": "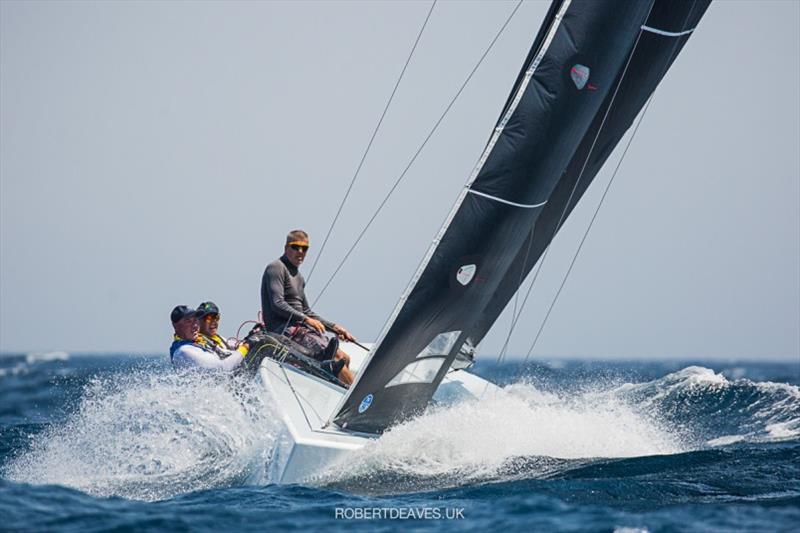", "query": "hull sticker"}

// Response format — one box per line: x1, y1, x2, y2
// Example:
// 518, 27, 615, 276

358, 394, 374, 414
